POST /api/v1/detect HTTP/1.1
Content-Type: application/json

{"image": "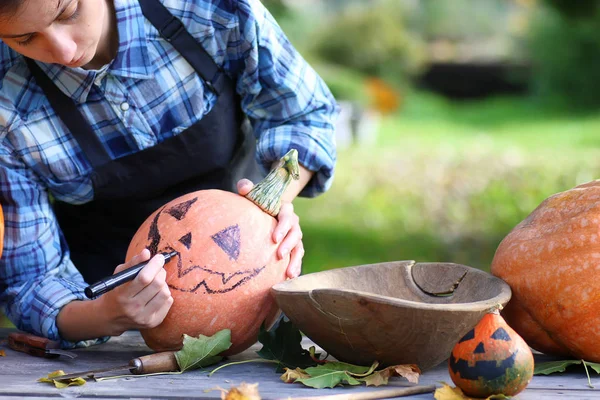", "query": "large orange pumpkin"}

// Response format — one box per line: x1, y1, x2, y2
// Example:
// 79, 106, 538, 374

491, 180, 600, 361
126, 150, 299, 354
